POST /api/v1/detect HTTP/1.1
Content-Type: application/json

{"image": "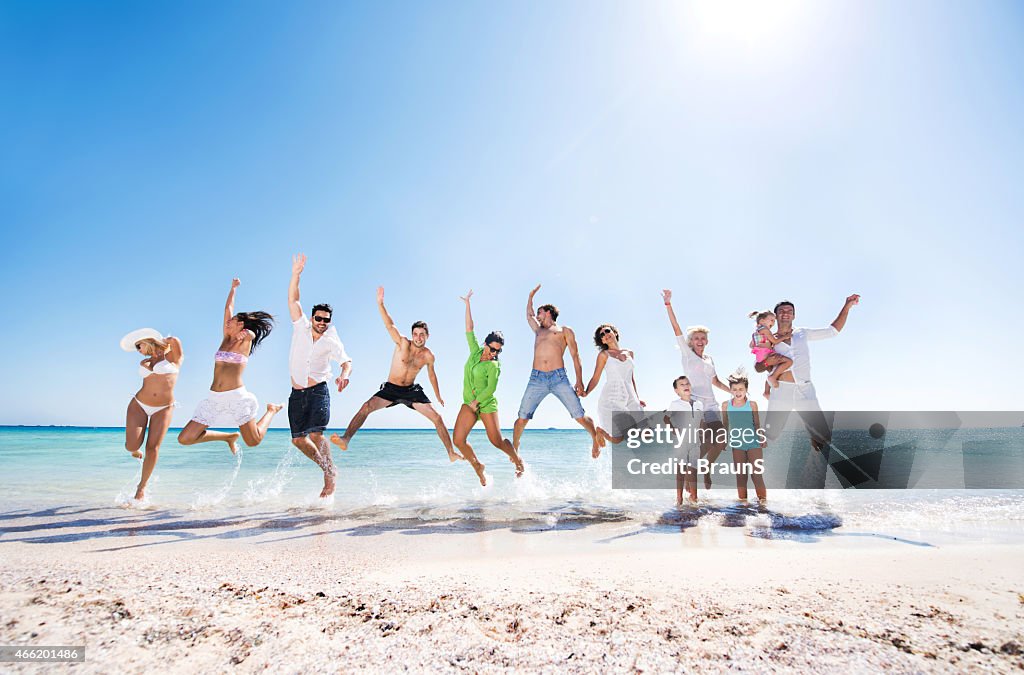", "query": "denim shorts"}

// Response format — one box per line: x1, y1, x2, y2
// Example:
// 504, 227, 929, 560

517, 368, 585, 420
288, 382, 330, 438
